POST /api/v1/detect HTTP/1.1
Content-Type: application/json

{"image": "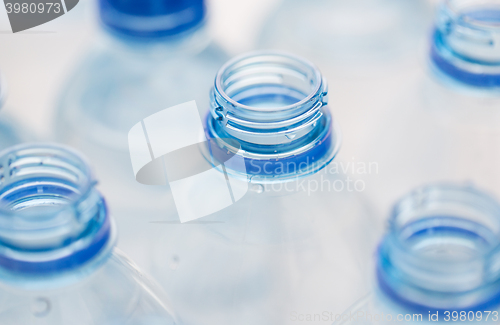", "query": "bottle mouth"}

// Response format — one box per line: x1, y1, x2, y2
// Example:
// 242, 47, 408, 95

207, 51, 340, 181
0, 143, 110, 275
378, 183, 500, 312
99, 0, 206, 40
431, 0, 500, 88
